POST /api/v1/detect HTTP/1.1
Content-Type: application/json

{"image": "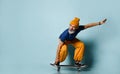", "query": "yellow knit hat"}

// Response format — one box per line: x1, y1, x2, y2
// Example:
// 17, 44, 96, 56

70, 17, 80, 28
